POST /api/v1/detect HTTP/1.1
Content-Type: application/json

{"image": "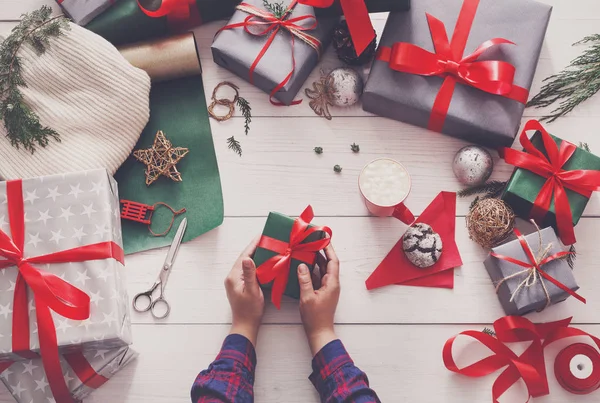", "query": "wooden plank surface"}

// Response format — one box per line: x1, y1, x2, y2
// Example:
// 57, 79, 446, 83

1, 0, 600, 402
